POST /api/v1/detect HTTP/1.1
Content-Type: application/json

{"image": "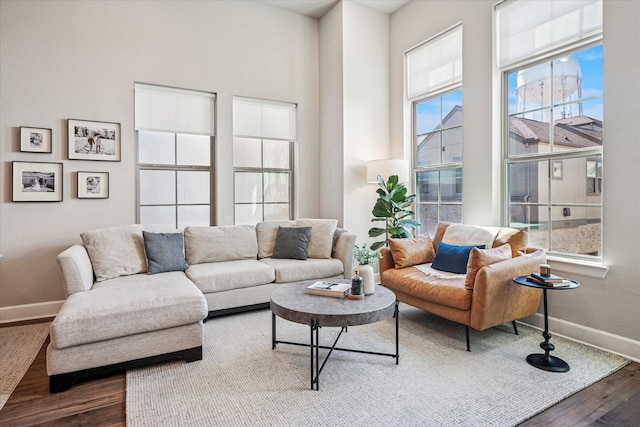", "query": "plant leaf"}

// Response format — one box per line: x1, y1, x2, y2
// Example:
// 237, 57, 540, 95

368, 227, 387, 237
370, 241, 386, 251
